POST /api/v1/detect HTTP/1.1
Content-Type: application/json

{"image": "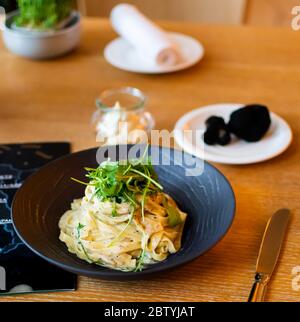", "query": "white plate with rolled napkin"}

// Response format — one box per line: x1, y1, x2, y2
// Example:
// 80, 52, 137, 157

104, 4, 204, 74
